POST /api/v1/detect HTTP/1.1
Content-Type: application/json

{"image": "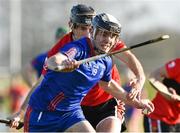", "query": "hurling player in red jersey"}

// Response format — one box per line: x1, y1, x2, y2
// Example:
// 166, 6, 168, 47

9, 5, 146, 132
144, 58, 180, 132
